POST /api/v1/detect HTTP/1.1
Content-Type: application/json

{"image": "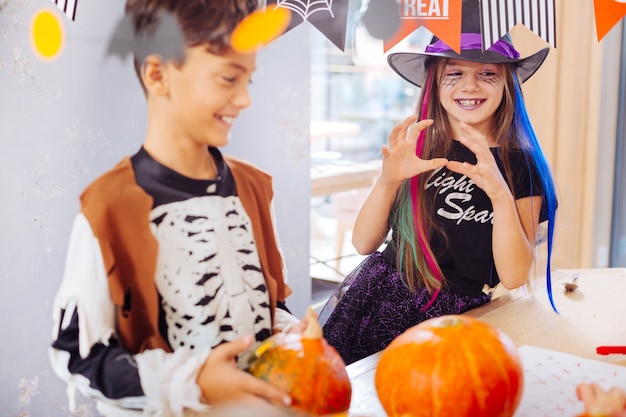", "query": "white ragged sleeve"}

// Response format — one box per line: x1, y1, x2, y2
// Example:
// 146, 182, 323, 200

51, 213, 116, 357
273, 307, 301, 333
50, 213, 147, 413
50, 214, 213, 416
136, 347, 212, 417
